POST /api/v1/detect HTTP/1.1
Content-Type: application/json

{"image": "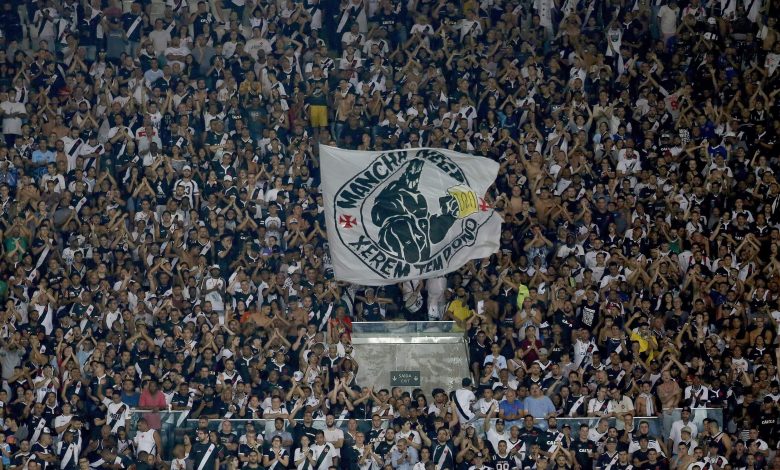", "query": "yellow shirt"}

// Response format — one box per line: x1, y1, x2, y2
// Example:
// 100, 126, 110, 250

630, 331, 657, 360
515, 284, 530, 308
447, 299, 473, 321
